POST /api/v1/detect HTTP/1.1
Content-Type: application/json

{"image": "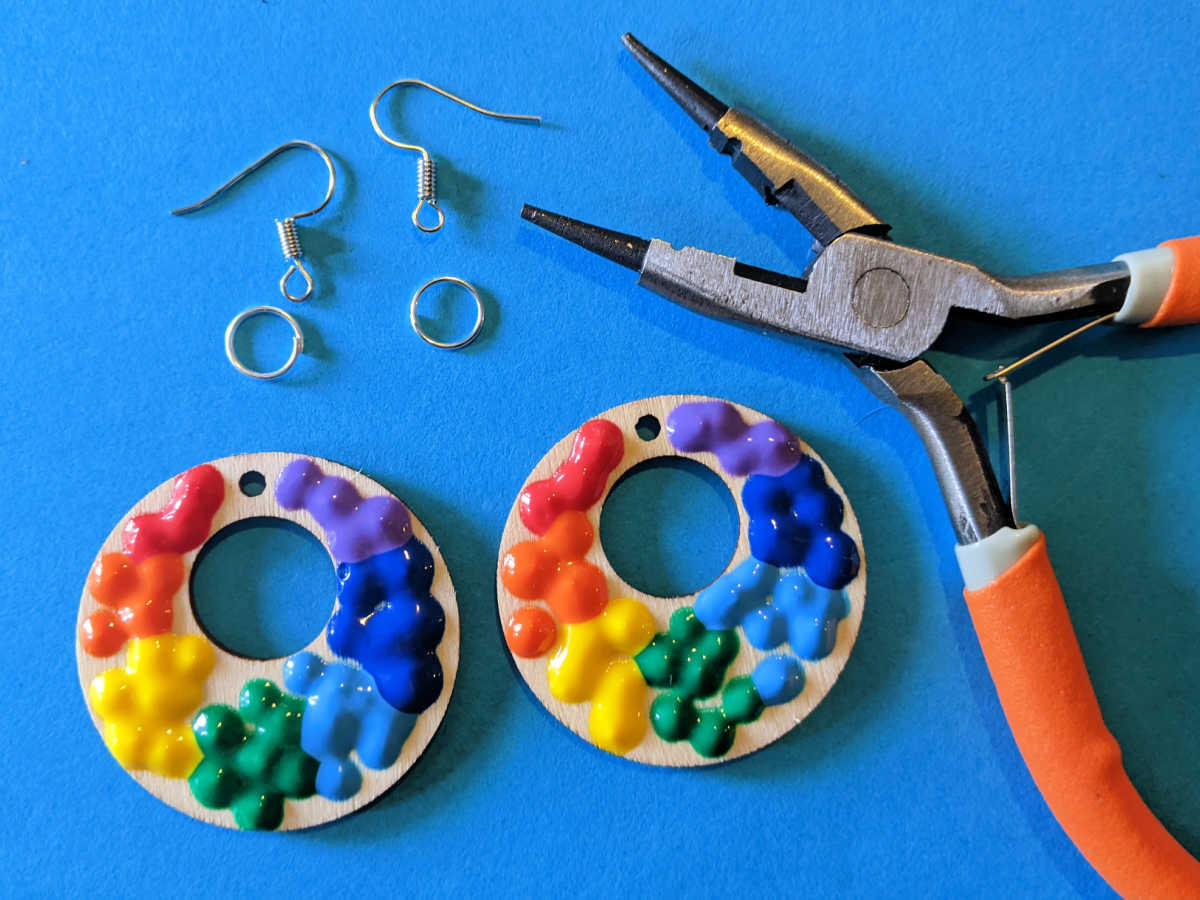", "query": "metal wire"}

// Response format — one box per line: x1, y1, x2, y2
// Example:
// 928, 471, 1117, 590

985, 311, 1118, 382
224, 306, 305, 380
369, 79, 540, 232
983, 309, 1121, 524
997, 376, 1018, 524
172, 140, 336, 302
276, 218, 303, 259
410, 276, 484, 349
